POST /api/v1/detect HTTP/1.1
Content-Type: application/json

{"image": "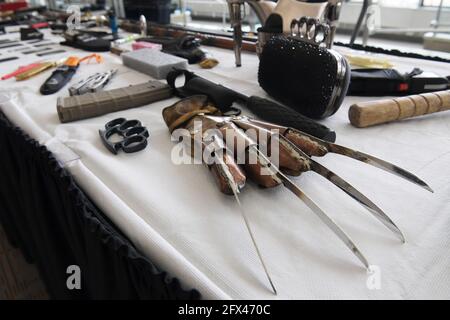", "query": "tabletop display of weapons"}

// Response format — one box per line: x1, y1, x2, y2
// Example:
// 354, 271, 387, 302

163, 95, 432, 294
